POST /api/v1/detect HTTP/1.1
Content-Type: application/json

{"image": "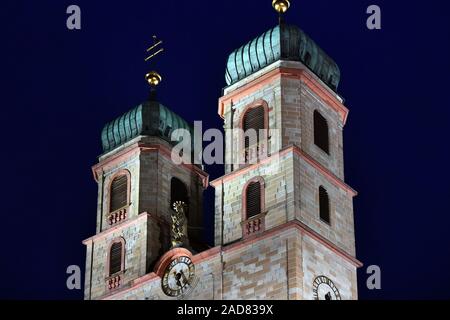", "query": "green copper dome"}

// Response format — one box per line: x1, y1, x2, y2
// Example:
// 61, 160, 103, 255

225, 24, 340, 91
101, 101, 193, 153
